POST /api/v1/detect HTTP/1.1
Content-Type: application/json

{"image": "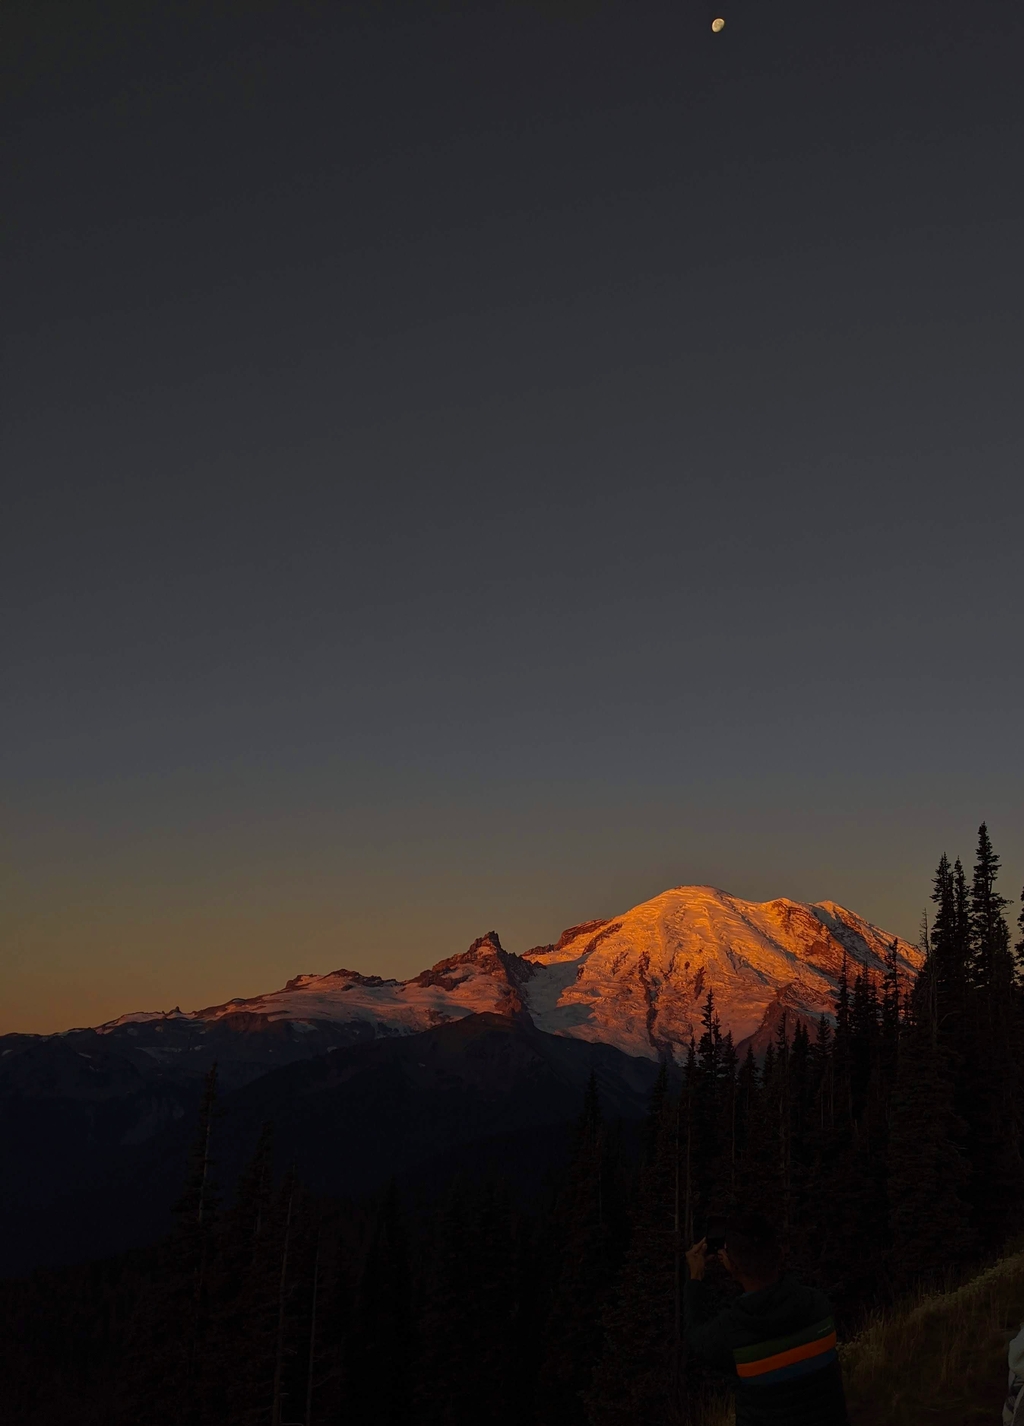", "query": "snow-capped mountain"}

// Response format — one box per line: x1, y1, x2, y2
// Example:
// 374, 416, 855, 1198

94, 885, 922, 1063
522, 885, 922, 1058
